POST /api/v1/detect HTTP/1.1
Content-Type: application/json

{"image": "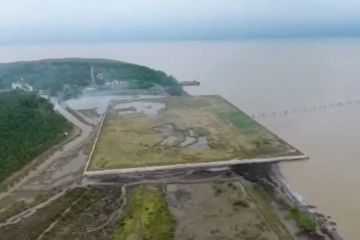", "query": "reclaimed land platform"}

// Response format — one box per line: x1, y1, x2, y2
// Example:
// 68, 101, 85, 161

84, 95, 307, 176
